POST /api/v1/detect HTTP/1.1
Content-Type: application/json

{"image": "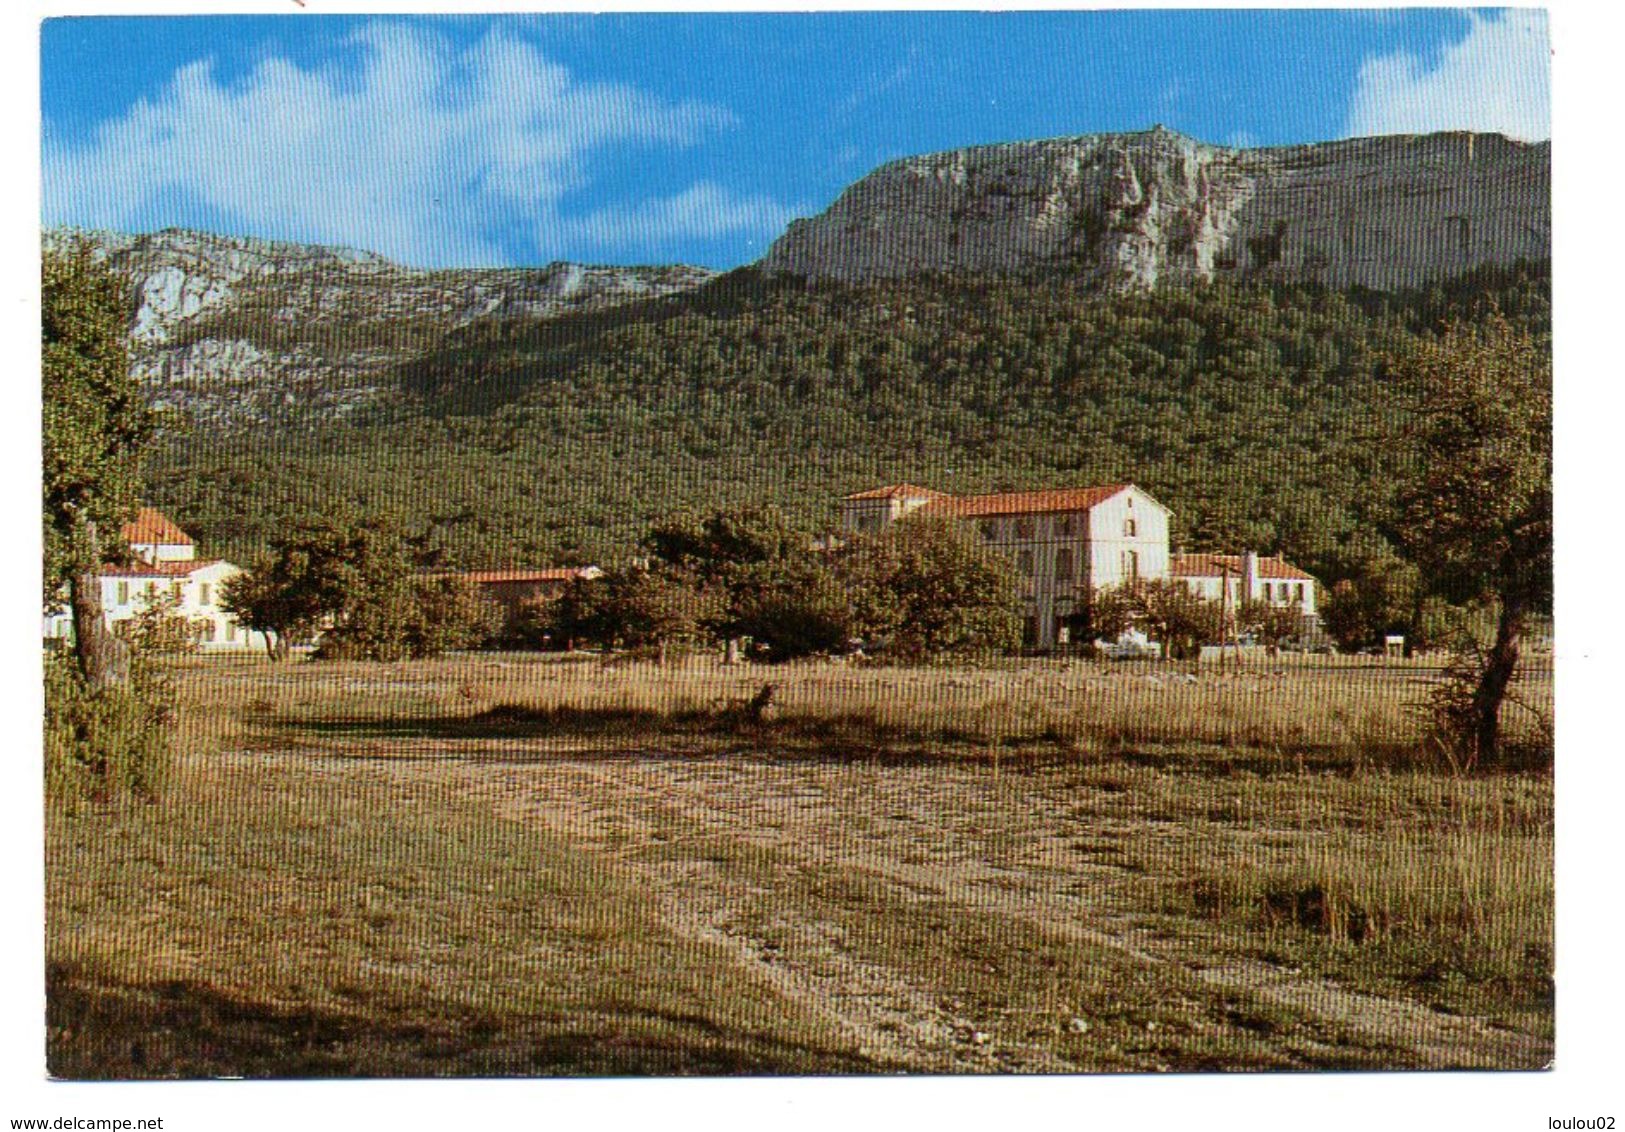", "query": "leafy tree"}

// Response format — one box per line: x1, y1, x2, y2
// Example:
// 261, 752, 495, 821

403, 576, 504, 657
555, 565, 720, 662
568, 505, 851, 663
222, 527, 350, 660
1087, 580, 1221, 659
222, 567, 318, 661
113, 591, 198, 657
840, 518, 1021, 661
1137, 580, 1225, 659
1318, 565, 1416, 654
1236, 598, 1304, 651
44, 653, 172, 806
1075, 584, 1137, 643
644, 505, 805, 584
225, 518, 496, 661
1388, 317, 1551, 762
728, 555, 853, 662
311, 521, 422, 661
43, 240, 152, 687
